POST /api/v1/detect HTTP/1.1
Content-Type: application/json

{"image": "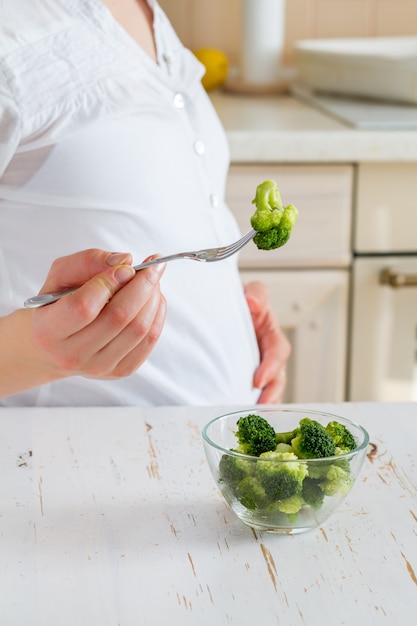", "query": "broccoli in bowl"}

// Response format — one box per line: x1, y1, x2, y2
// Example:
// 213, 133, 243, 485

250, 179, 298, 250
202, 408, 369, 534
